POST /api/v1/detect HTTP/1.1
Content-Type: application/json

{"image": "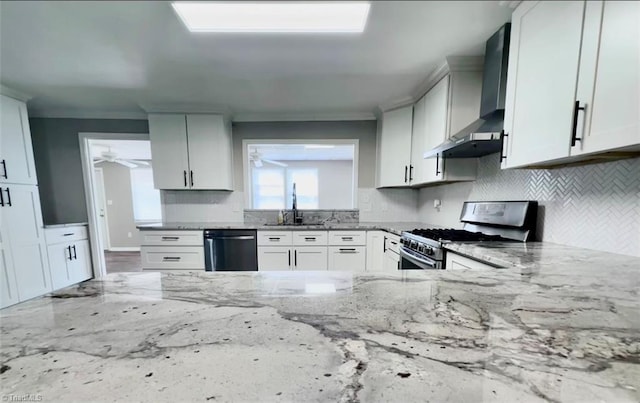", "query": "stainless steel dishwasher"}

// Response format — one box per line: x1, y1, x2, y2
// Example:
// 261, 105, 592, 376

204, 229, 258, 271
